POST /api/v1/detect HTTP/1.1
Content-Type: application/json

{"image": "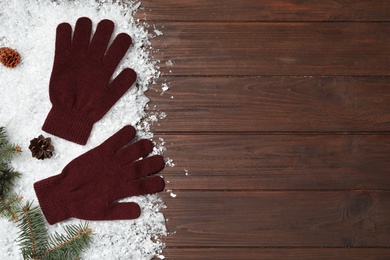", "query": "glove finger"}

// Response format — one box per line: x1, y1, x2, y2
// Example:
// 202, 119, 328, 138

102, 33, 132, 75
54, 23, 72, 65
121, 155, 165, 180
116, 138, 153, 163
104, 202, 141, 220
103, 68, 137, 112
99, 125, 136, 154
110, 176, 165, 202
130, 176, 165, 196
88, 19, 114, 61
72, 17, 92, 54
